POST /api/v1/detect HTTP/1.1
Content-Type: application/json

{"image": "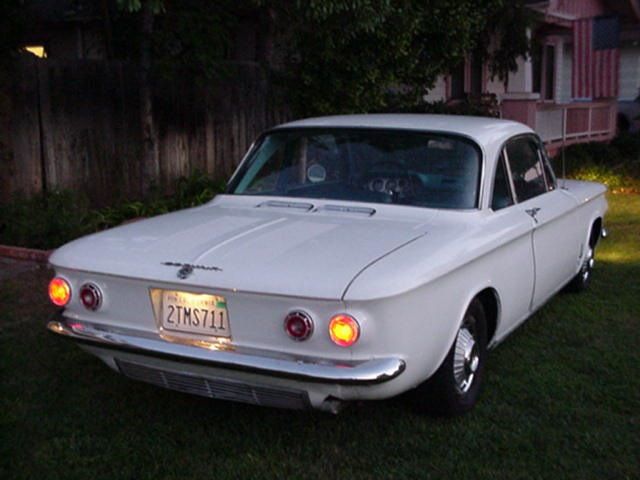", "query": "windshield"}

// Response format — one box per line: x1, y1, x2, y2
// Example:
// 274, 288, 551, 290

229, 128, 482, 209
